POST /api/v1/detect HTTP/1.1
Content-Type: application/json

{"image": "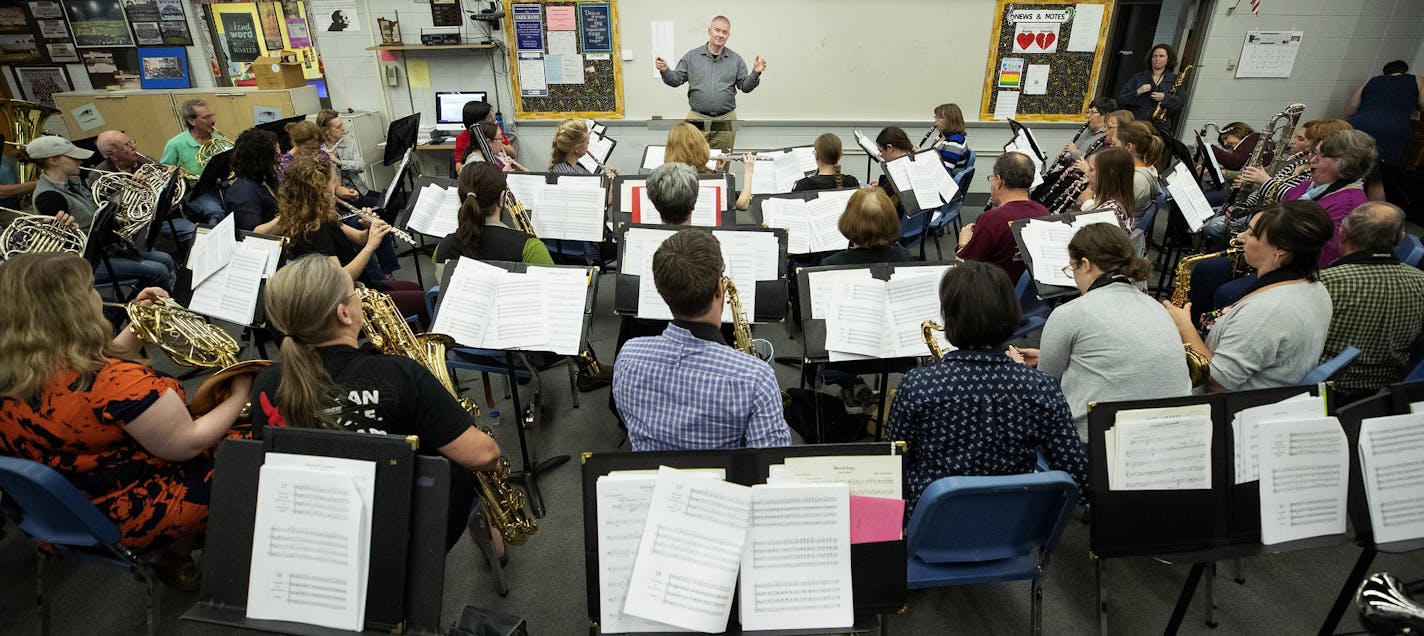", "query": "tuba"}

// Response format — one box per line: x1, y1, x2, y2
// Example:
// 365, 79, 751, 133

1, 213, 87, 258
1169, 243, 1244, 387
922, 320, 946, 361
357, 287, 539, 546
0, 99, 60, 186
1355, 572, 1424, 635
504, 190, 536, 237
